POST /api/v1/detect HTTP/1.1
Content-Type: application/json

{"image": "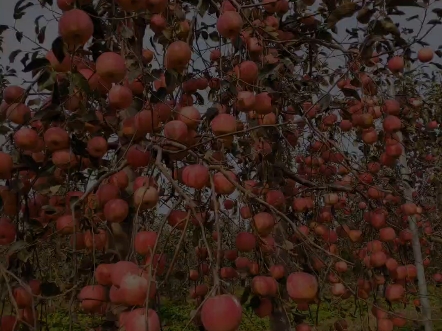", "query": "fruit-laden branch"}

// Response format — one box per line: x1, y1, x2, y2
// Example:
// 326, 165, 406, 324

274, 163, 355, 192
208, 162, 354, 266
273, 163, 376, 205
